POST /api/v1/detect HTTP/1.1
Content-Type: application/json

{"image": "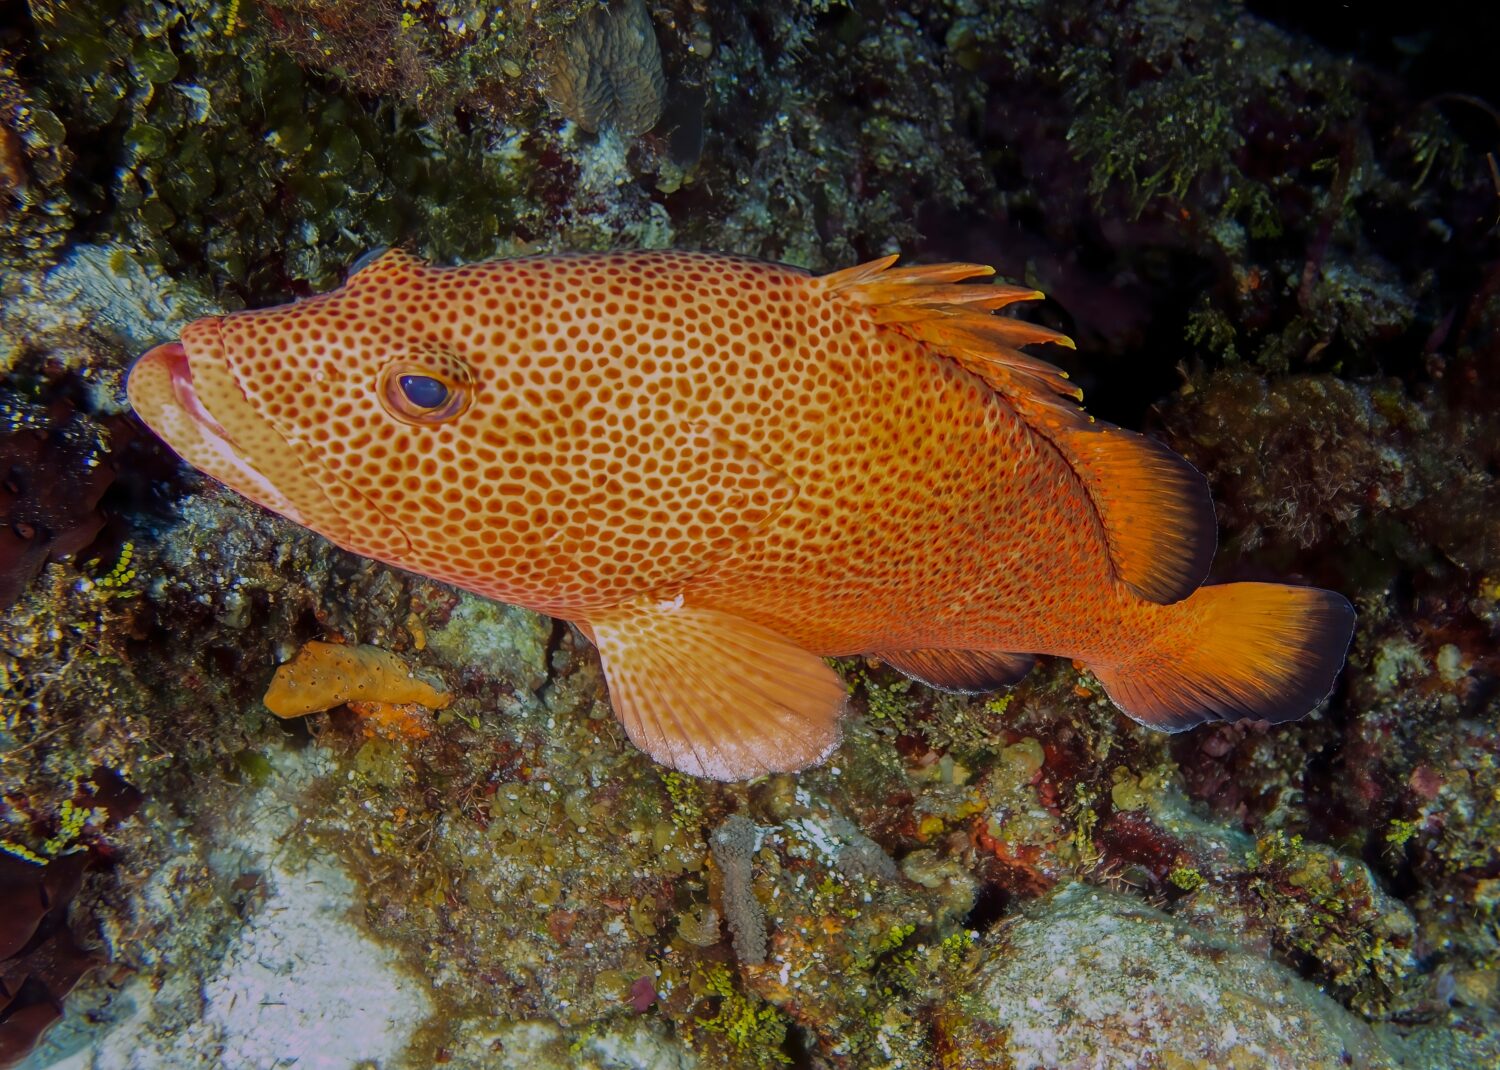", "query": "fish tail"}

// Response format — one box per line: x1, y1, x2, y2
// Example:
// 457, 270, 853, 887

1090, 582, 1355, 731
